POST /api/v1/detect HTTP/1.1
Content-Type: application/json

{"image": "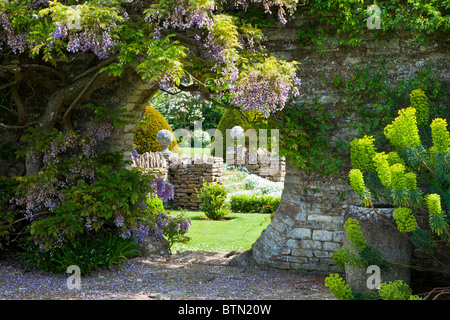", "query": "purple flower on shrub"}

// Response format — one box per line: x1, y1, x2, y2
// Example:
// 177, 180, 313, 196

149, 177, 174, 203
51, 22, 68, 40
115, 214, 125, 227
180, 218, 191, 232
130, 222, 149, 243
132, 148, 139, 162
